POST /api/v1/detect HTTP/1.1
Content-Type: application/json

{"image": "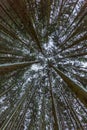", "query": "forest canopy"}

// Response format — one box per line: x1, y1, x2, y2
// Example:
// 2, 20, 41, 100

0, 0, 87, 130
